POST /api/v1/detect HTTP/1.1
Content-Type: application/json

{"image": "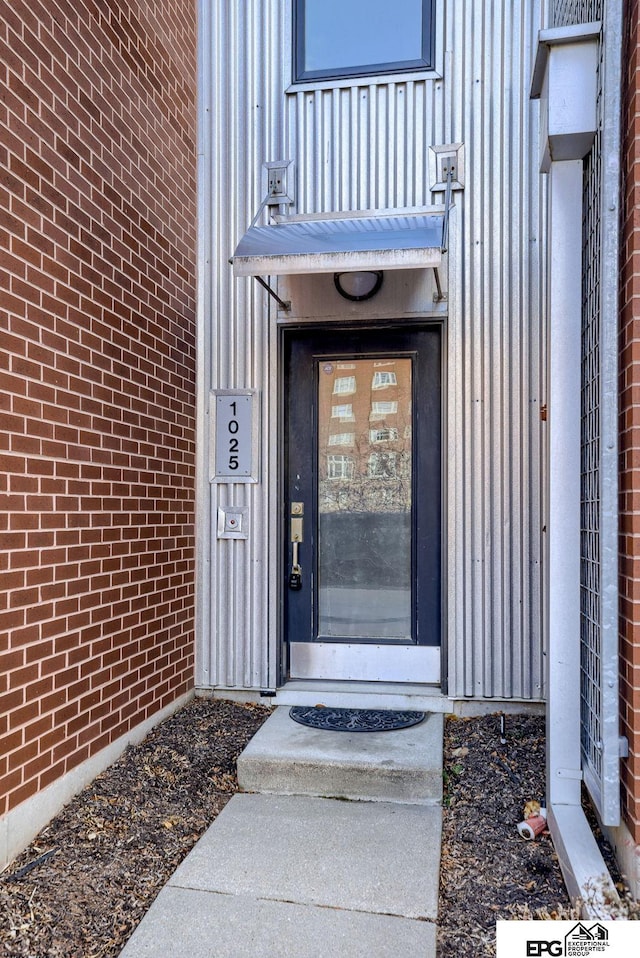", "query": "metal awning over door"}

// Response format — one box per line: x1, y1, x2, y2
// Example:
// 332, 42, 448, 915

231, 210, 445, 277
